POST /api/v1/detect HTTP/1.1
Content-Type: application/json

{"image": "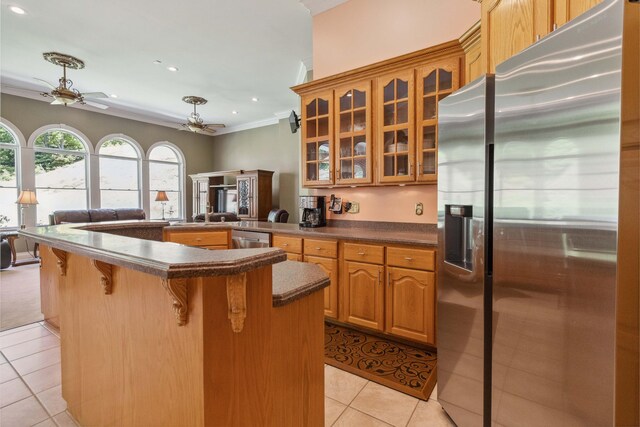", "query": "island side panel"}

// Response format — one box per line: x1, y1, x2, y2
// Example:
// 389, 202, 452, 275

59, 252, 205, 426
39, 245, 60, 329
